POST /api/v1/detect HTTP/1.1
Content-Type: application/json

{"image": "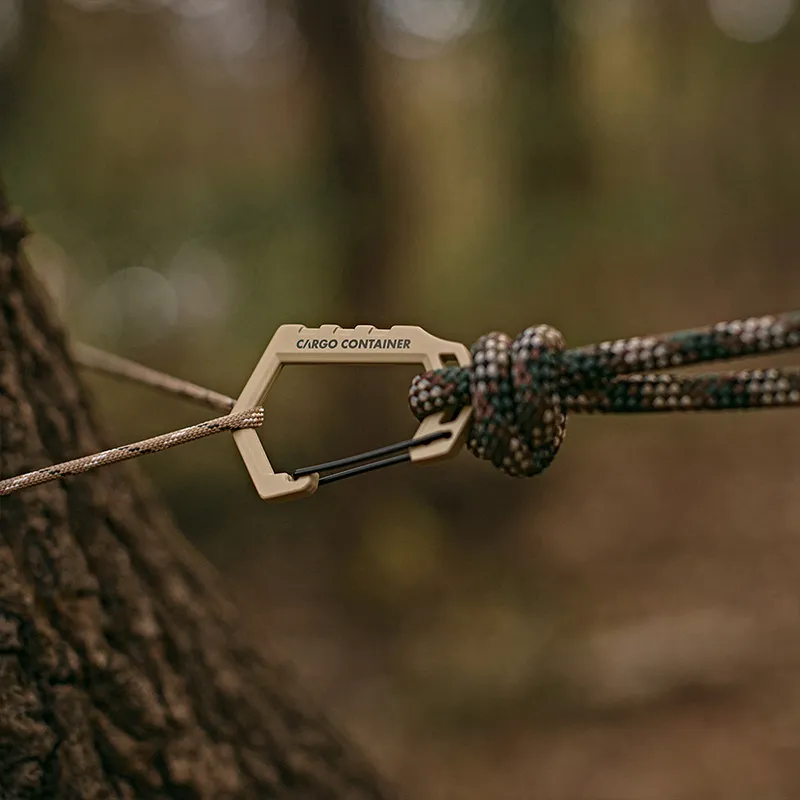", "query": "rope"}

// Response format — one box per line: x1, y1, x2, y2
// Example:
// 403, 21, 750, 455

73, 343, 236, 412
0, 408, 264, 497
3, 310, 799, 497
409, 311, 800, 477
0, 344, 256, 497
